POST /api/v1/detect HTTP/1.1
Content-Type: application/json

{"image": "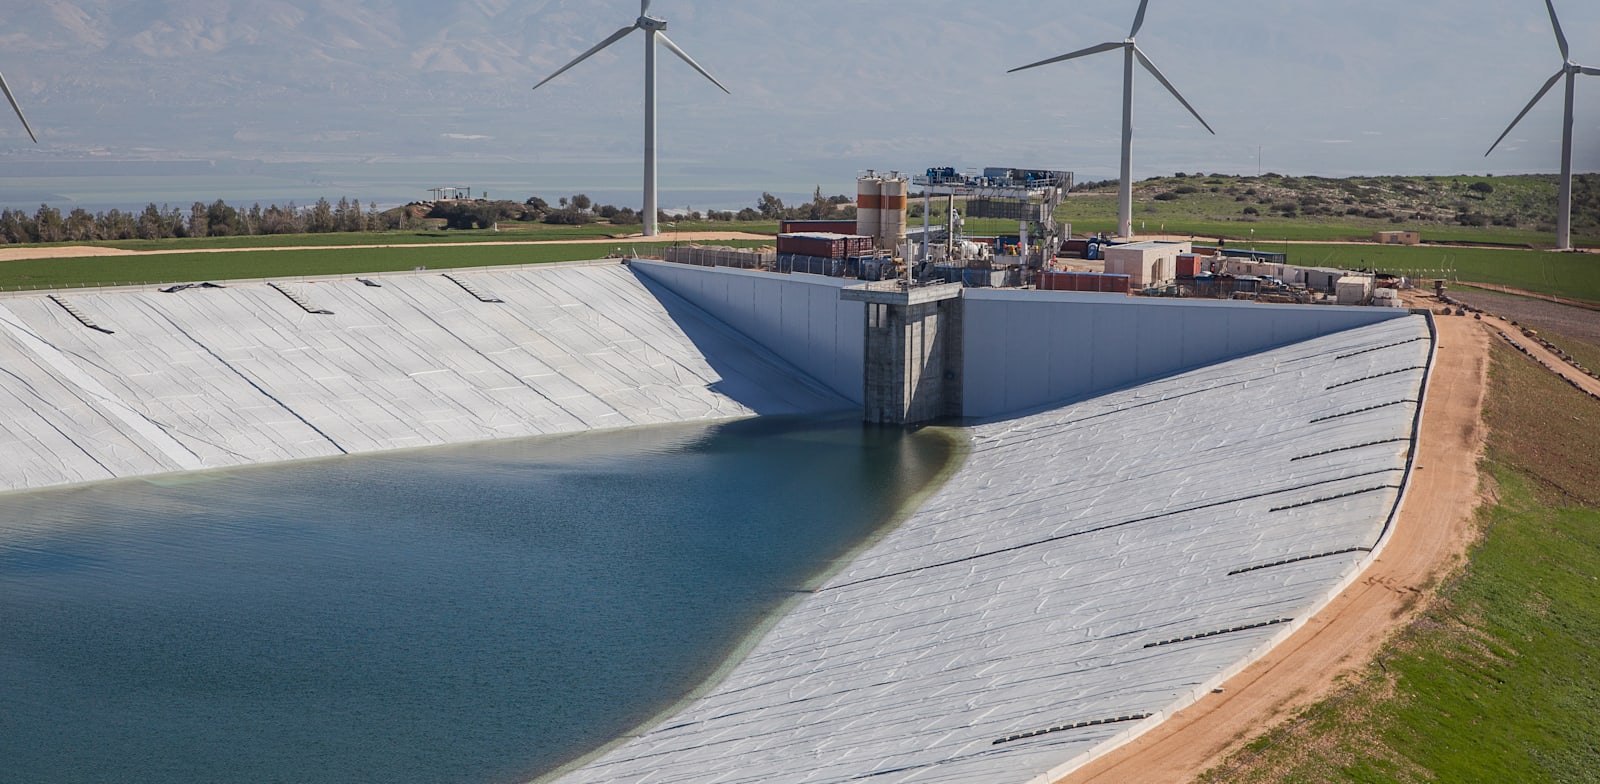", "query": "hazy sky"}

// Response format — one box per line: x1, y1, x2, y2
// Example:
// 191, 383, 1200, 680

1, 0, 1596, 208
